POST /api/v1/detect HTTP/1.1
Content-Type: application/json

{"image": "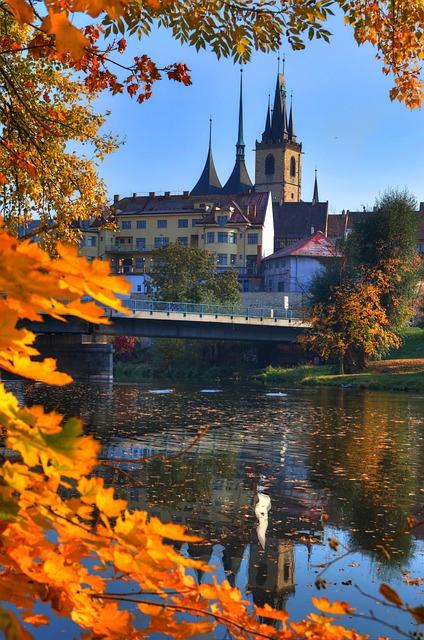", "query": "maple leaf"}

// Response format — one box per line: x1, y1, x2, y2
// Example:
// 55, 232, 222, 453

42, 10, 89, 60
4, 0, 34, 24
312, 596, 355, 615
